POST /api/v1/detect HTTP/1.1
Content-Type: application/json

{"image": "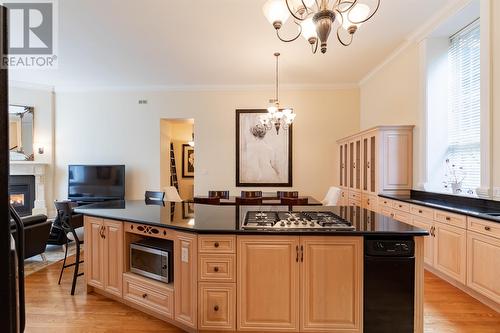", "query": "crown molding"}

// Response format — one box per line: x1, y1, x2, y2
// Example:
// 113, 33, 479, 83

9, 80, 55, 92
53, 83, 359, 93
359, 0, 474, 86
